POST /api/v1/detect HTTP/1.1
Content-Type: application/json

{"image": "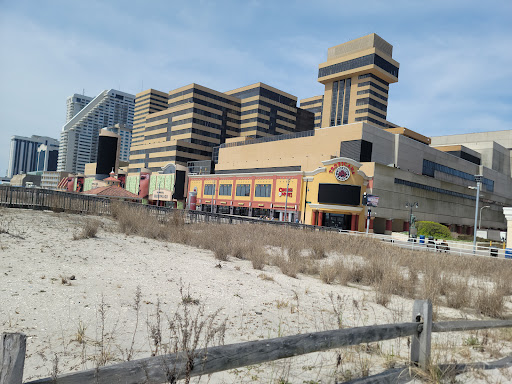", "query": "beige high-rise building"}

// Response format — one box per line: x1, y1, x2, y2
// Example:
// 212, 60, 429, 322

132, 89, 169, 146
317, 33, 399, 129
299, 95, 323, 128
128, 83, 314, 174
